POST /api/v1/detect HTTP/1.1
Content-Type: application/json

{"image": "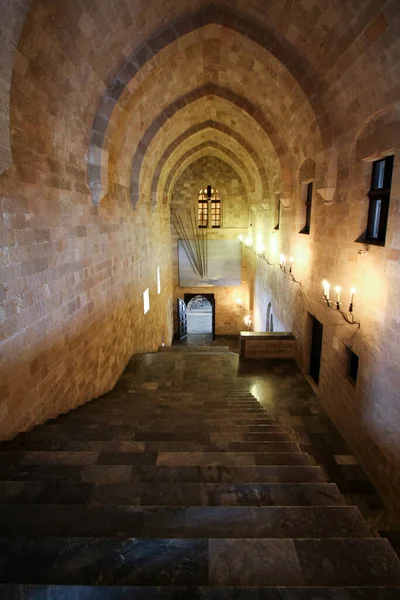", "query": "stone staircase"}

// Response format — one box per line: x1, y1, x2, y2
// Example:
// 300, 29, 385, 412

0, 347, 399, 598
